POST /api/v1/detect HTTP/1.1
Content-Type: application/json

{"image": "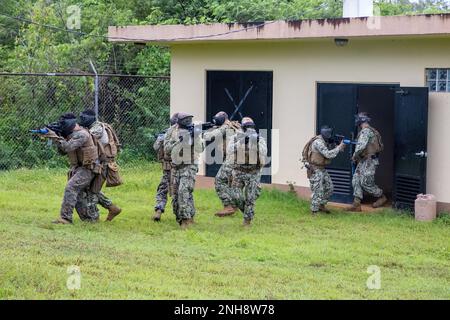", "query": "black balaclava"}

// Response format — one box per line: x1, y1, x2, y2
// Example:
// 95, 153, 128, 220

59, 112, 77, 137
79, 109, 96, 128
